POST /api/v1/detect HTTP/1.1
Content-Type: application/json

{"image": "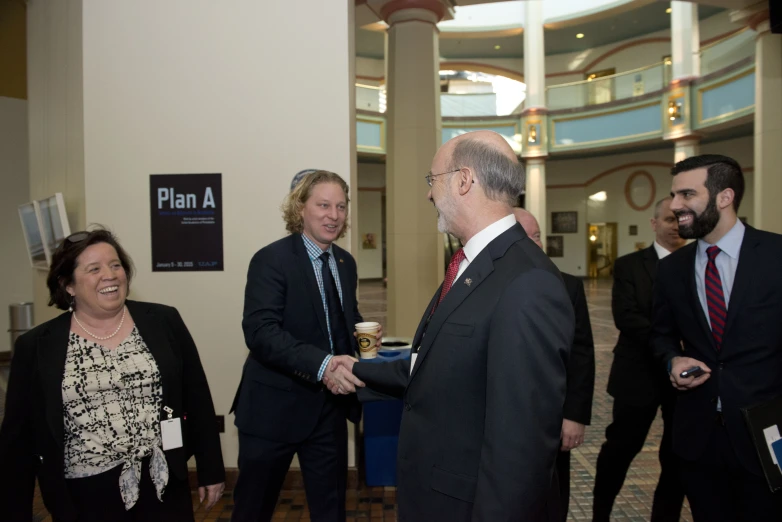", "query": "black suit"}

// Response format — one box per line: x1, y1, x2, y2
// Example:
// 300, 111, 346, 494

0, 301, 225, 521
593, 245, 684, 521
556, 273, 595, 521
354, 224, 573, 522
652, 225, 782, 521
231, 233, 362, 521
